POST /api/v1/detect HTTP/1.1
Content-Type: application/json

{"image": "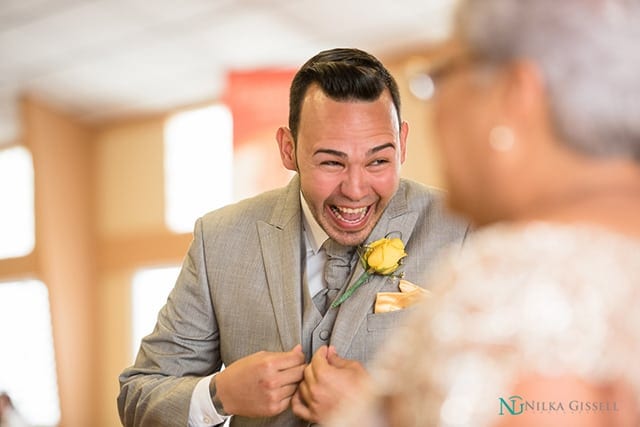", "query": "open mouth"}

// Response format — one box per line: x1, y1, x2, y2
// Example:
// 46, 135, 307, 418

329, 205, 372, 227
